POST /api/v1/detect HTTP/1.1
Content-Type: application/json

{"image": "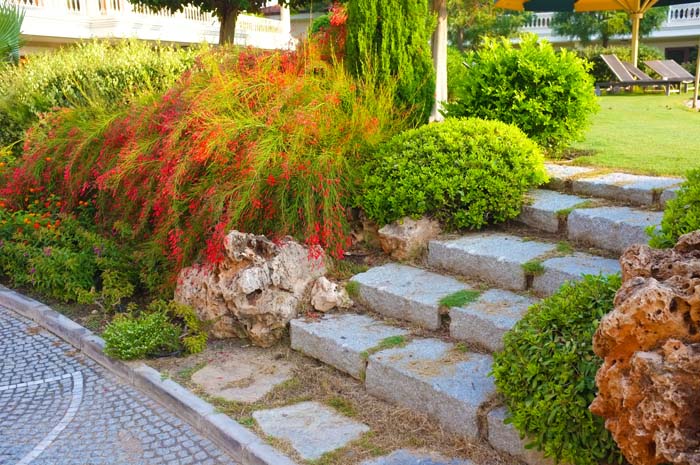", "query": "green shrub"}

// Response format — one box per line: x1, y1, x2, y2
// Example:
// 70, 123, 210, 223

447, 46, 468, 99
492, 274, 623, 465
103, 310, 182, 360
573, 44, 664, 82
443, 35, 598, 150
360, 117, 547, 229
0, 39, 198, 151
649, 168, 700, 248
